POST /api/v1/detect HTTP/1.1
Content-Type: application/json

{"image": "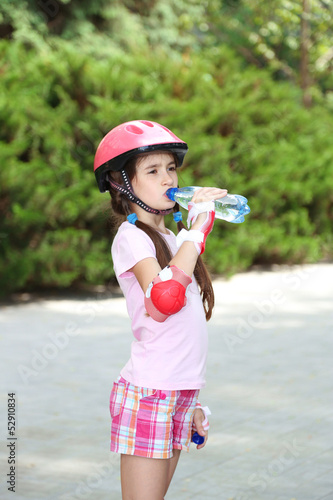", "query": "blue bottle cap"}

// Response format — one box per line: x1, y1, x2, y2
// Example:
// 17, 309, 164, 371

166, 187, 178, 201
192, 432, 205, 445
